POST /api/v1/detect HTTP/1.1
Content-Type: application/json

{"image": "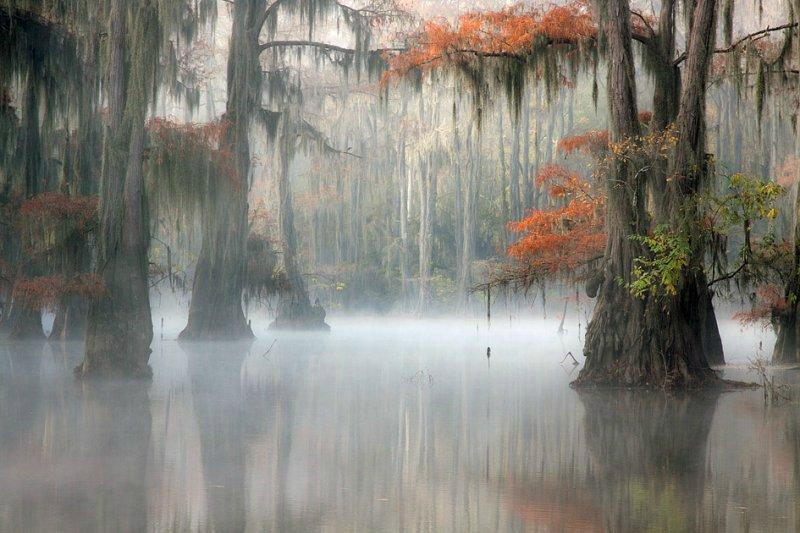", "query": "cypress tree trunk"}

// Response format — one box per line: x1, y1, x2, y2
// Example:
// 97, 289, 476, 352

7, 307, 43, 340
773, 126, 800, 364
399, 137, 410, 308
270, 122, 329, 330
51, 99, 96, 342
180, 0, 263, 340
458, 124, 477, 304
576, 0, 718, 387
7, 64, 44, 340
647, 0, 725, 366
662, 0, 722, 375
77, 0, 156, 377
417, 156, 435, 313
